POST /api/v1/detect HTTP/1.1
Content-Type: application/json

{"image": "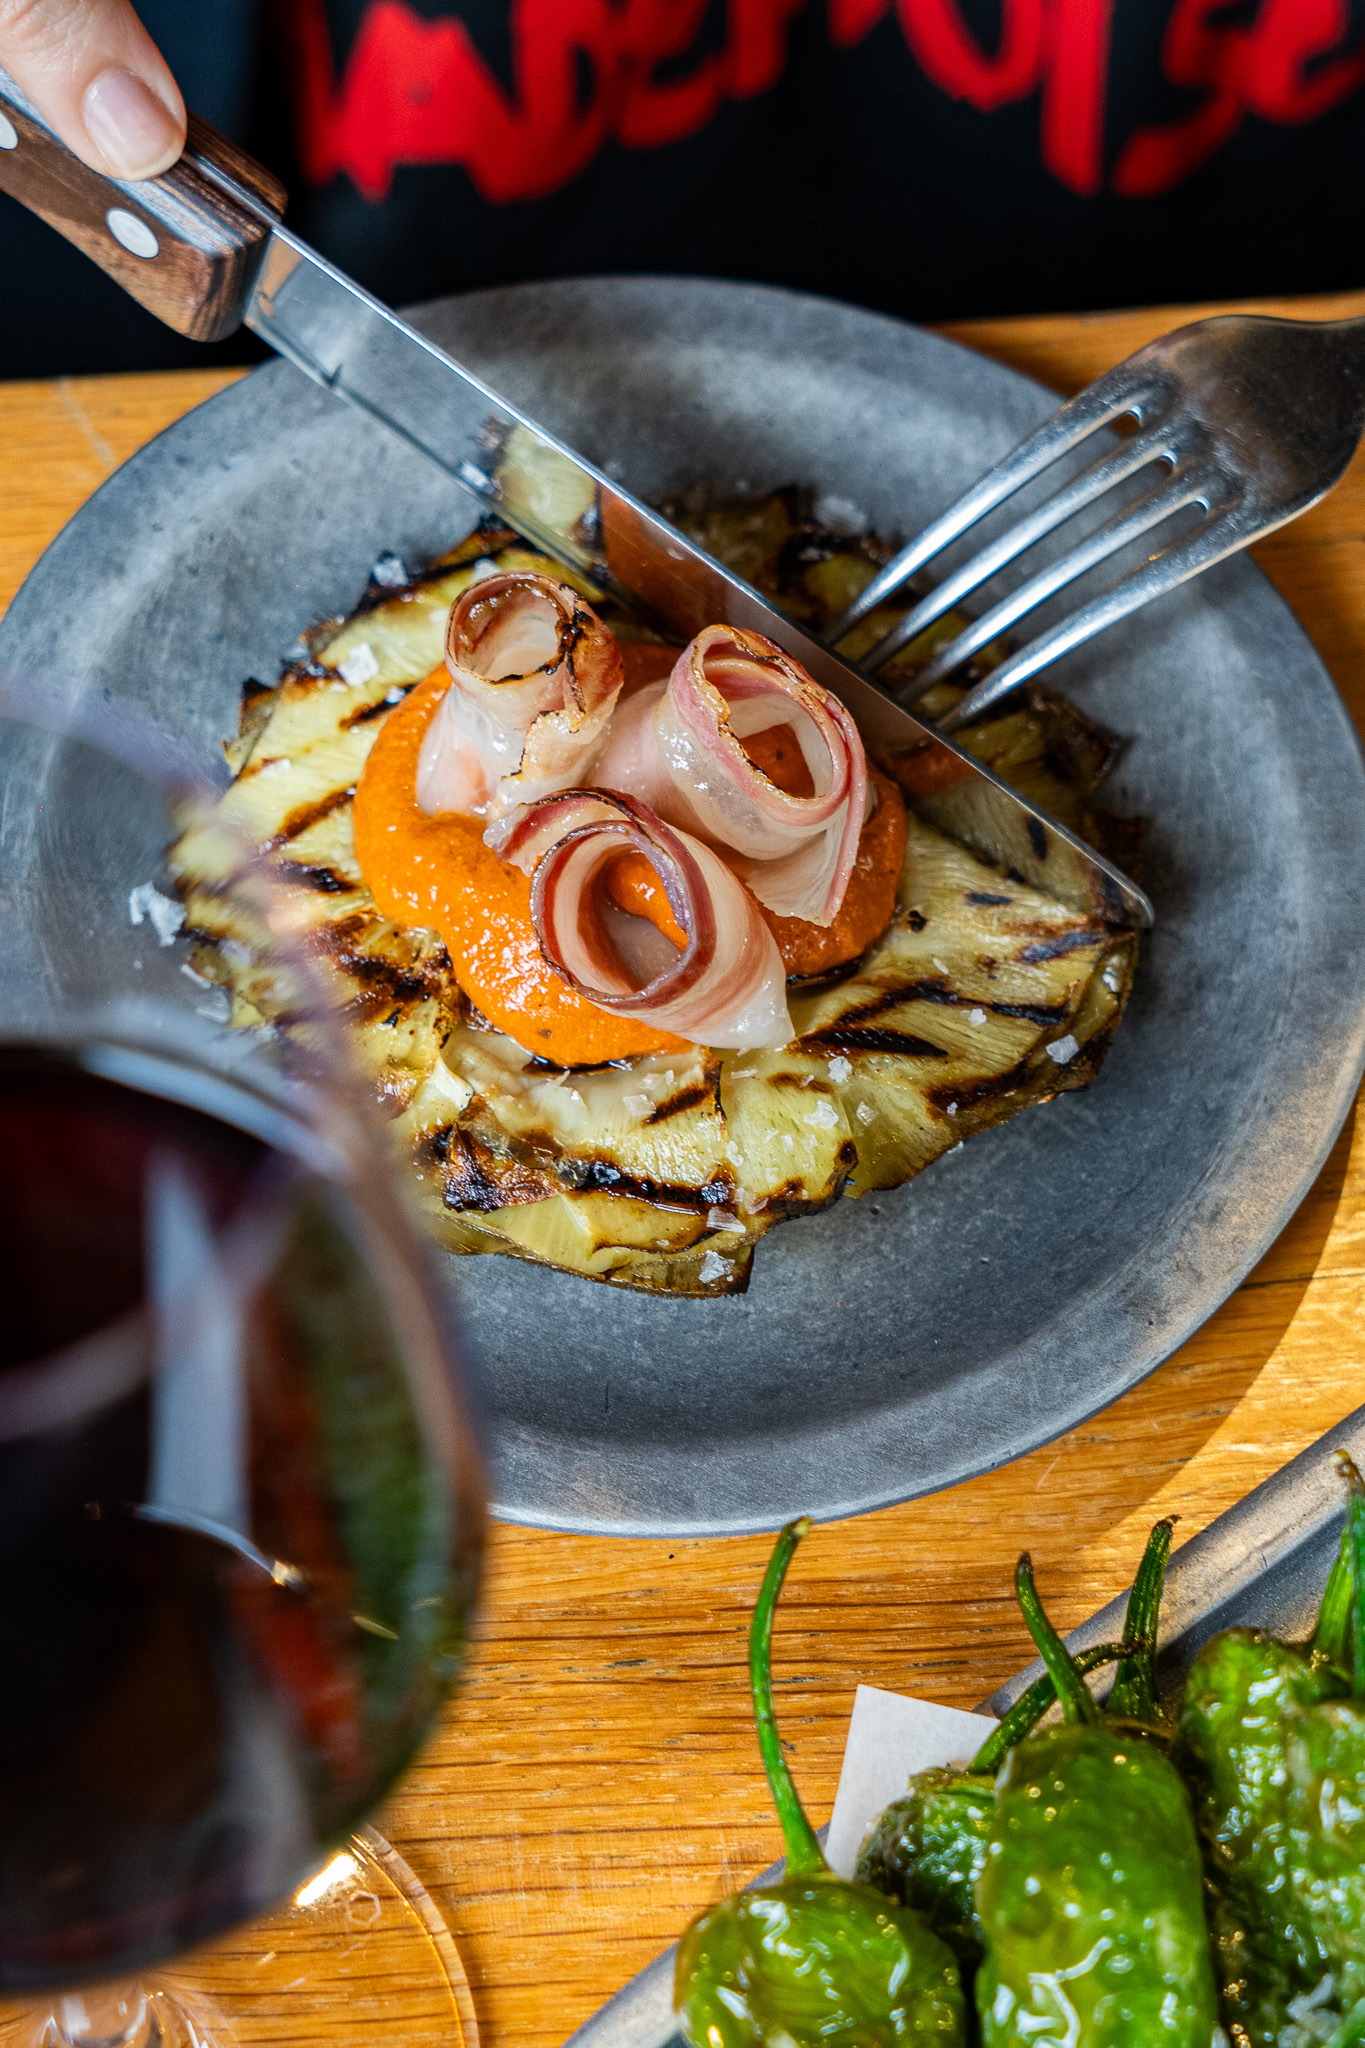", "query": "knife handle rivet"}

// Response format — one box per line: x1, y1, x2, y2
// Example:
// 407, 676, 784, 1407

106, 208, 158, 260
0, 113, 16, 150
